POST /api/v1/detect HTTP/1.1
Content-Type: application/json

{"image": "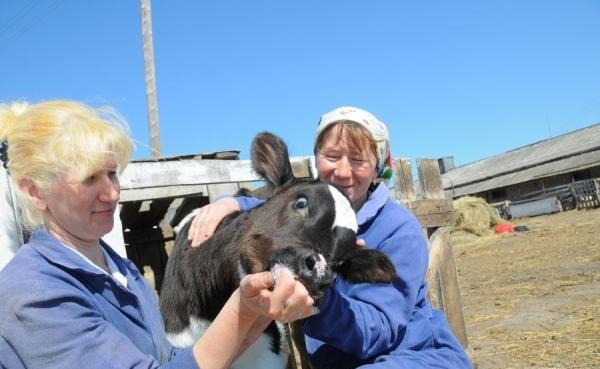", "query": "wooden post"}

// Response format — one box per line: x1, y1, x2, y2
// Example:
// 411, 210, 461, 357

417, 158, 469, 349
394, 158, 416, 201
140, 0, 162, 158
